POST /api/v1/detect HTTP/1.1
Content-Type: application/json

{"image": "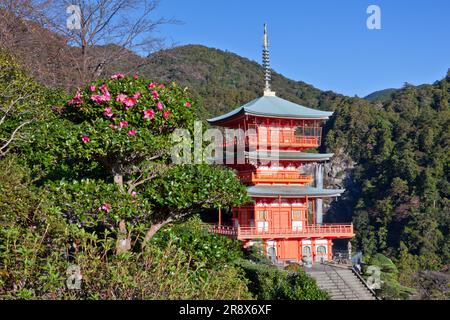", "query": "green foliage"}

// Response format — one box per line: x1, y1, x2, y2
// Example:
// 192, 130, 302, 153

364, 88, 398, 103
46, 179, 153, 231
328, 77, 449, 284
0, 50, 47, 157
365, 254, 416, 300
238, 260, 328, 300
144, 164, 251, 221
152, 216, 243, 270
277, 272, 330, 300
0, 156, 252, 299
